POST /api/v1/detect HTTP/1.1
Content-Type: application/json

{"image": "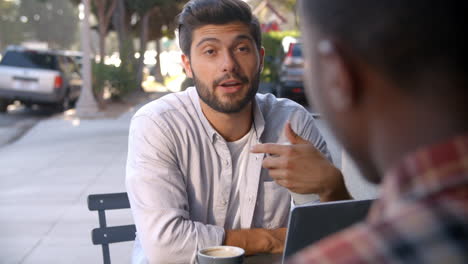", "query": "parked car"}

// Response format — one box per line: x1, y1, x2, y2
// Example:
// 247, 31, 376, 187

59, 50, 83, 70
275, 42, 307, 105
0, 46, 82, 112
